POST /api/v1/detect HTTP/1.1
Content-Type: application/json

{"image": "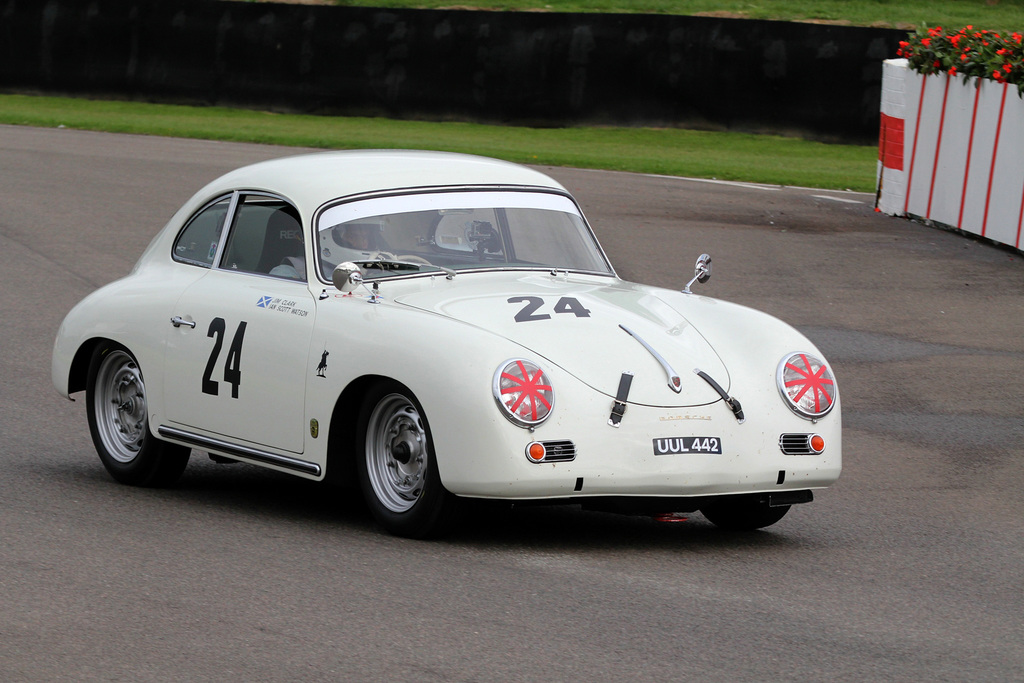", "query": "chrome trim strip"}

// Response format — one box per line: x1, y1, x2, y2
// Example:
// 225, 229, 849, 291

618, 325, 682, 393
157, 425, 321, 476
209, 190, 240, 270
